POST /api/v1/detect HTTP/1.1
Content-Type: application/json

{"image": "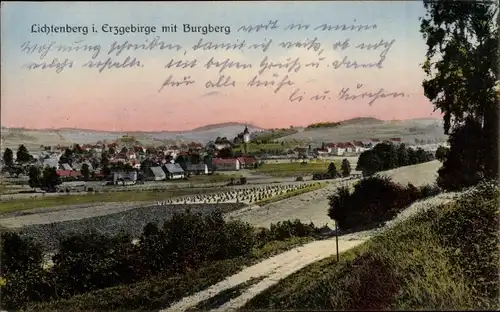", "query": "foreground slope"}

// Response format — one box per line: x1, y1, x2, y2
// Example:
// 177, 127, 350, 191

162, 191, 461, 312
243, 182, 499, 311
